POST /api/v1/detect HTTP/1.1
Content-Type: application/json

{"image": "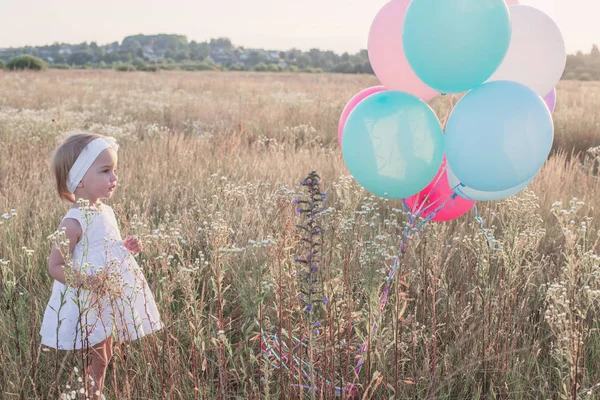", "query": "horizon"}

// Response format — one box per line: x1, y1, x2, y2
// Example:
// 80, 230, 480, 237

0, 0, 598, 54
